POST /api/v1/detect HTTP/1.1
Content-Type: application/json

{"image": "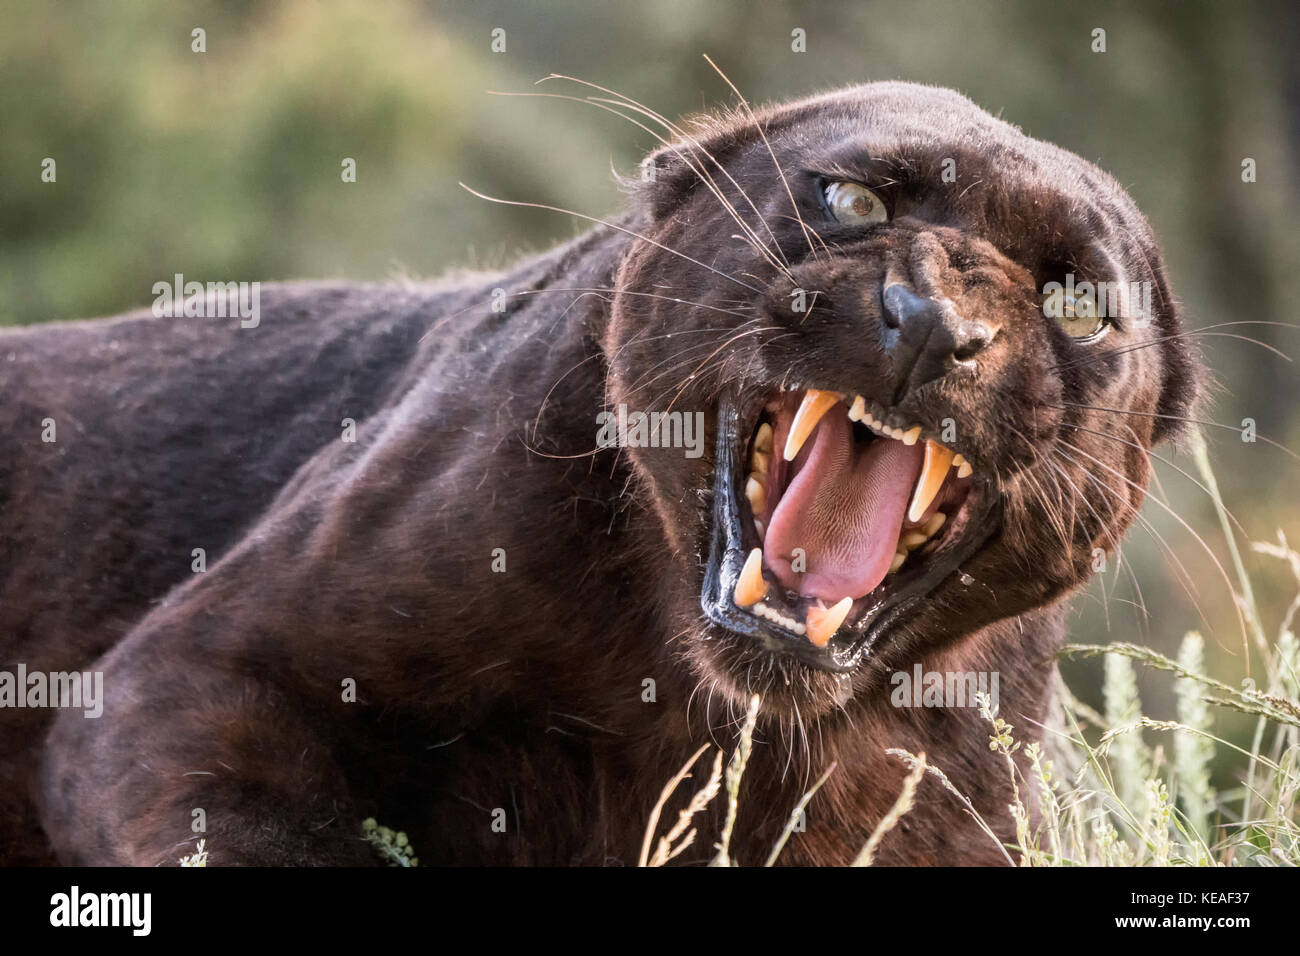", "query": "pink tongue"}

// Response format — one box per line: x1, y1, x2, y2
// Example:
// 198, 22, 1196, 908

764, 413, 923, 601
